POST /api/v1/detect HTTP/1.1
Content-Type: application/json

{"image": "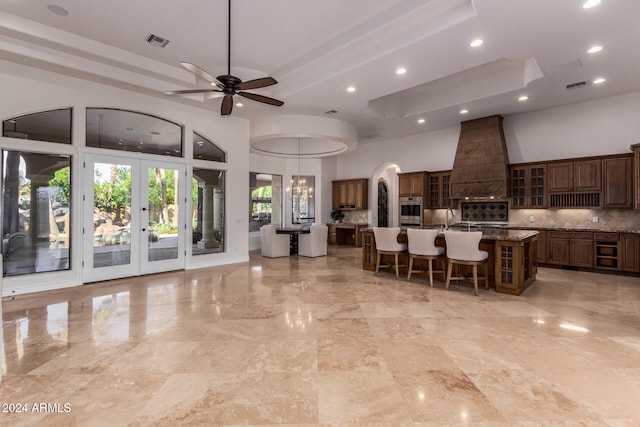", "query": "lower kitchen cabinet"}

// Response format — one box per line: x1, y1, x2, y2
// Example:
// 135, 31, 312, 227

546, 231, 594, 268
620, 233, 640, 272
